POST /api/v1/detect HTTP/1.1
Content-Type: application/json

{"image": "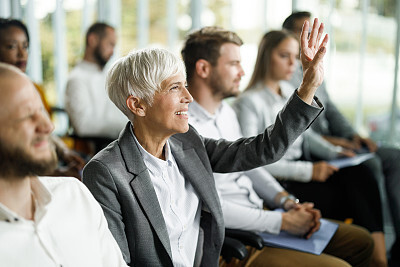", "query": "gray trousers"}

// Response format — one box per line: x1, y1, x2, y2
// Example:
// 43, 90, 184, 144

363, 146, 400, 238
